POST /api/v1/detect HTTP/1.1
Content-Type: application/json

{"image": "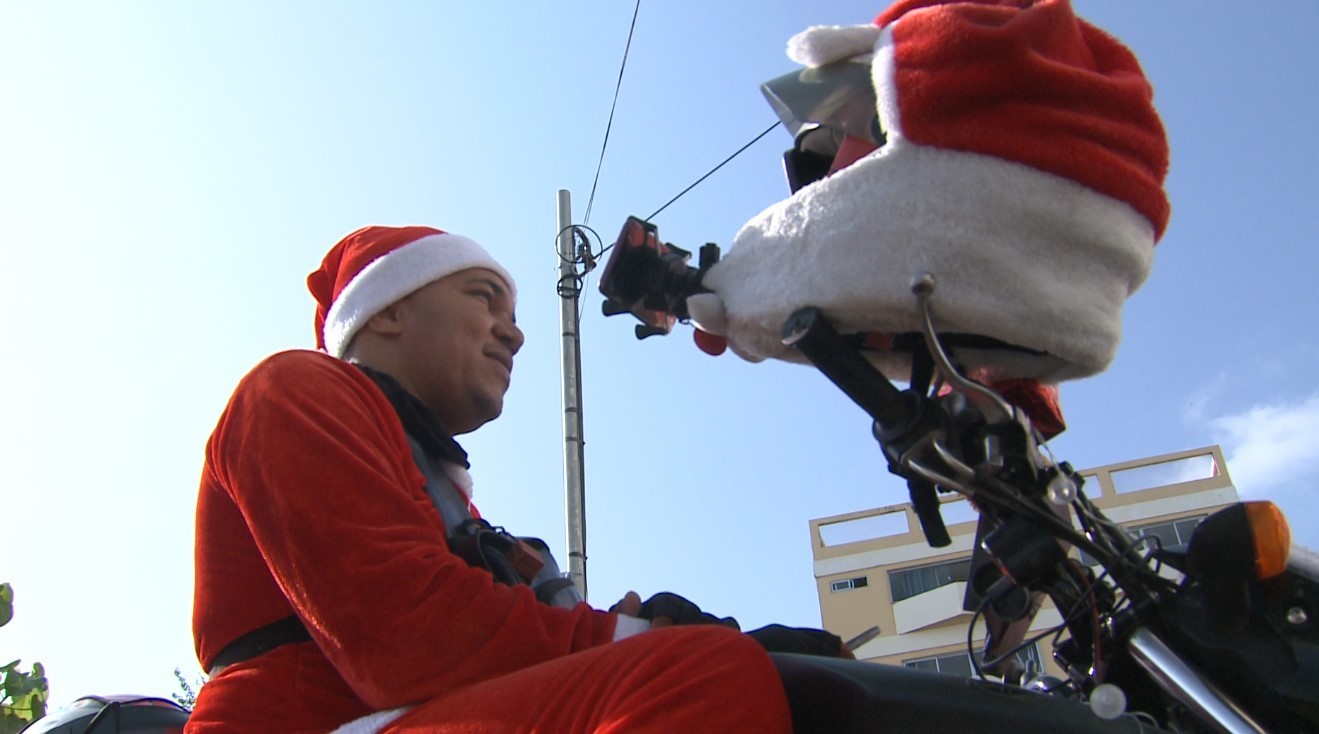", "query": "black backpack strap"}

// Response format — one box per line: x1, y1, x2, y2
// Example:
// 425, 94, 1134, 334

207, 615, 311, 677
408, 437, 584, 609
521, 536, 584, 608
406, 435, 475, 534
